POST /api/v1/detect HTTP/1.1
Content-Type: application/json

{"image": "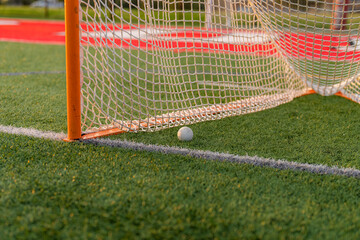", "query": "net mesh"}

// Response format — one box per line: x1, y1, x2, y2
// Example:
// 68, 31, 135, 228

79, 0, 360, 134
